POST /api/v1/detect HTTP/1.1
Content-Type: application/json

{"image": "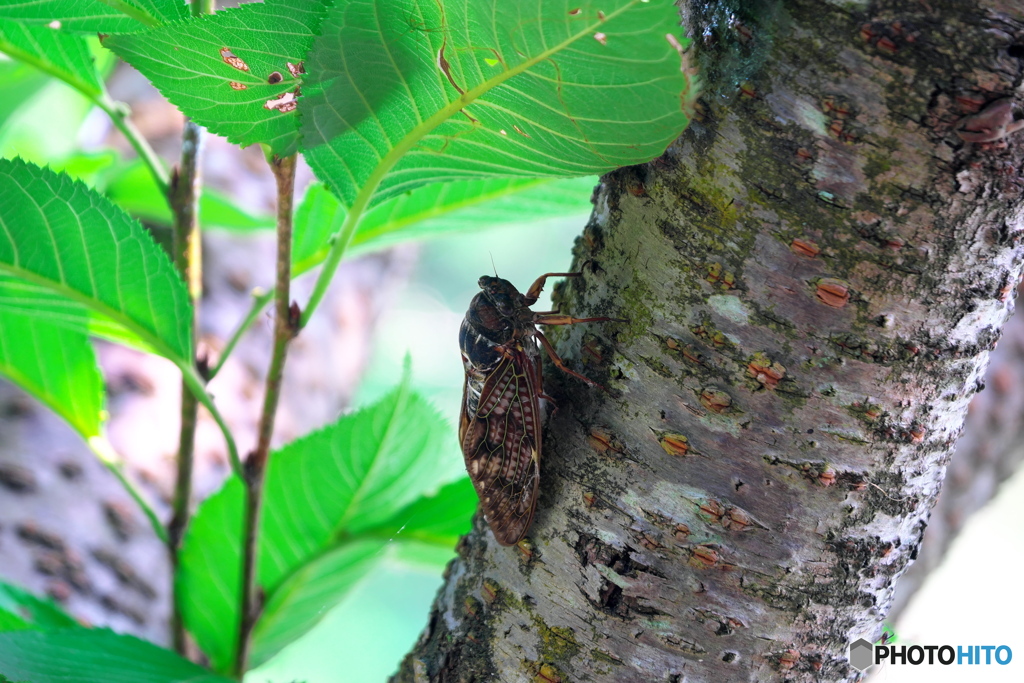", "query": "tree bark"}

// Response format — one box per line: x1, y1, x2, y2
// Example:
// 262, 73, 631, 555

890, 293, 1024, 618
394, 1, 1024, 681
